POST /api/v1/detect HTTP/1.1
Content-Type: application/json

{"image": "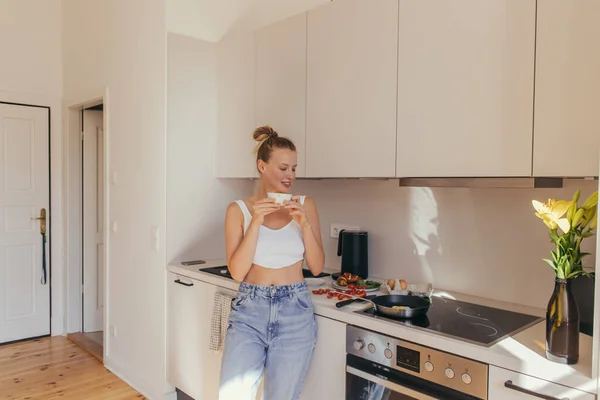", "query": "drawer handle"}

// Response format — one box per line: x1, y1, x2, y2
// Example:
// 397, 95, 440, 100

174, 279, 193, 287
504, 380, 569, 400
